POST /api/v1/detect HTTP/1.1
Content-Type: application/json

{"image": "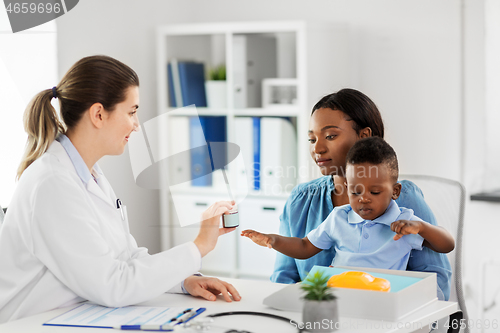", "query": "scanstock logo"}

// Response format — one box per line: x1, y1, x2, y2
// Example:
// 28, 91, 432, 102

4, 0, 79, 33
